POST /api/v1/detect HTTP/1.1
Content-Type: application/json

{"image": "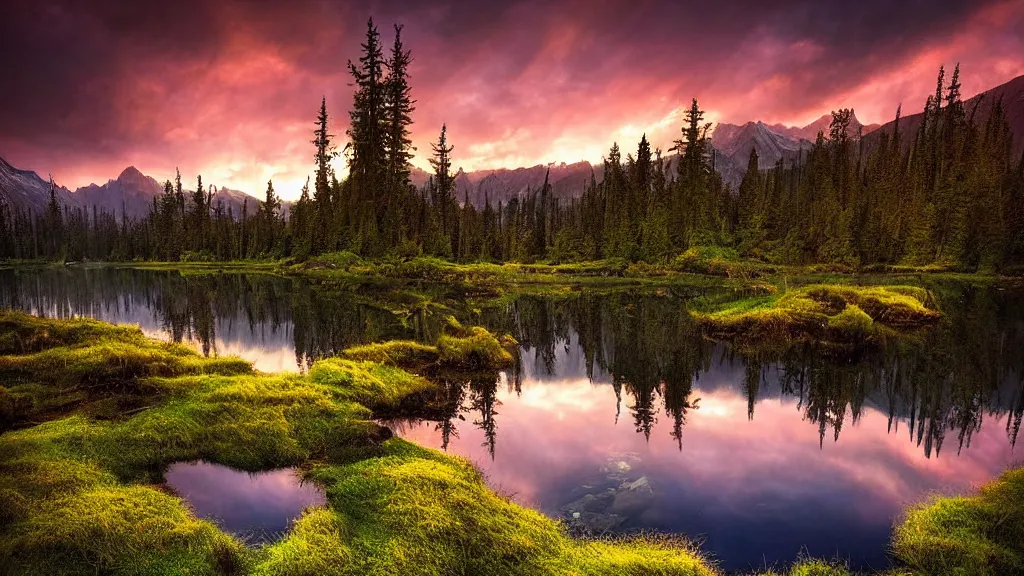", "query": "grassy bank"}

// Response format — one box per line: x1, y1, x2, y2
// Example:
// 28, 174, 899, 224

50, 254, 1021, 316
68, 247, 1020, 281
1, 311, 1020, 575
